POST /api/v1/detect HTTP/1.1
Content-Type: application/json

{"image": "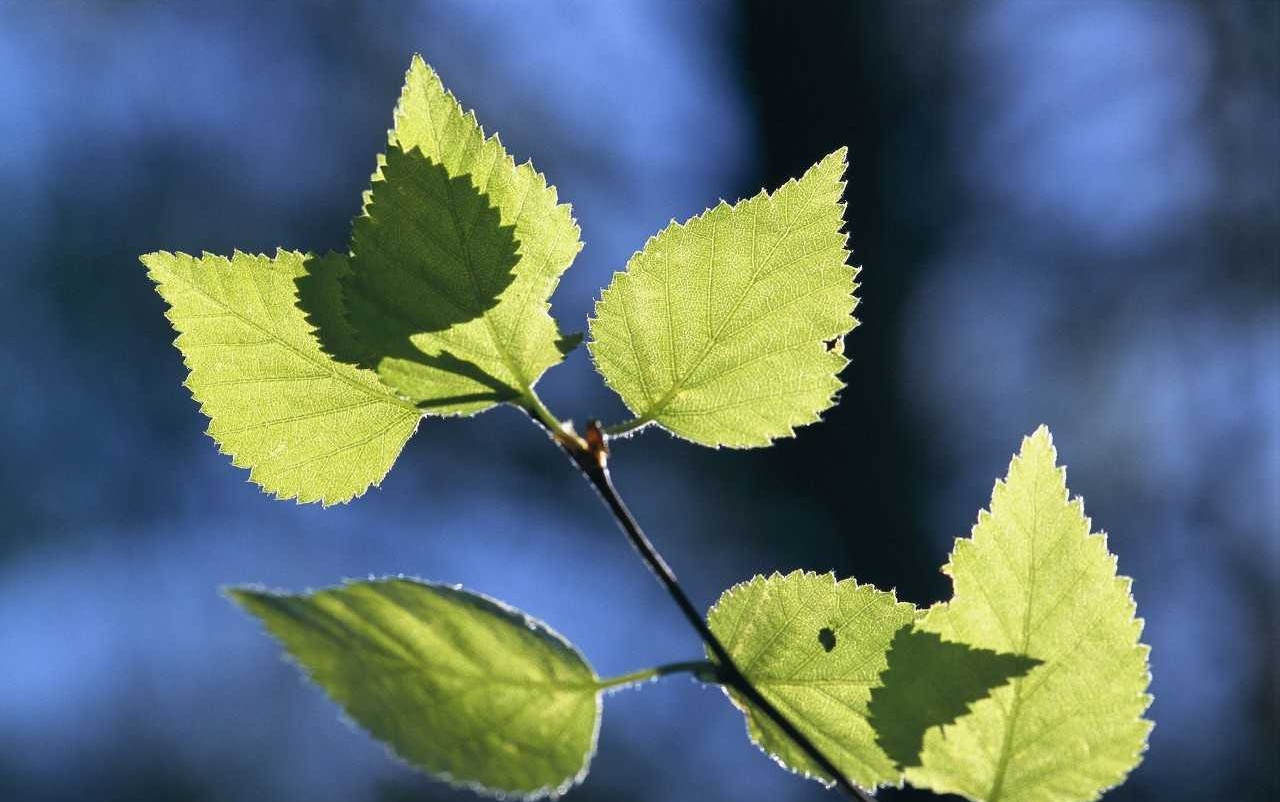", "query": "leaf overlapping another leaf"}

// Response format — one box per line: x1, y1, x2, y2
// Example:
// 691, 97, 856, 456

141, 52, 1155, 802
906, 427, 1153, 802
330, 55, 583, 414
705, 571, 915, 789
232, 578, 602, 799
141, 249, 420, 504
590, 149, 856, 448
